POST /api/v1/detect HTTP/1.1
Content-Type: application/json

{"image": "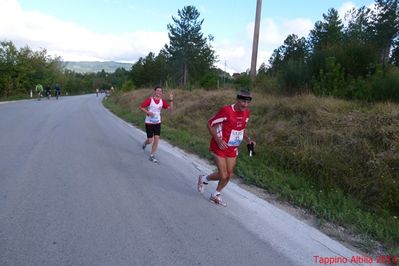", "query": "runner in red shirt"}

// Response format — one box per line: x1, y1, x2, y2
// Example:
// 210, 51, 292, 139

139, 86, 173, 163
197, 90, 256, 206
